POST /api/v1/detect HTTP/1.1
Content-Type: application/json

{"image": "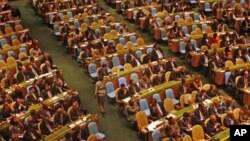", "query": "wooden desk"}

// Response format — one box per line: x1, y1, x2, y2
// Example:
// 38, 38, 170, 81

44, 114, 99, 141
240, 87, 250, 106
126, 4, 162, 20
214, 62, 250, 85
0, 90, 71, 130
